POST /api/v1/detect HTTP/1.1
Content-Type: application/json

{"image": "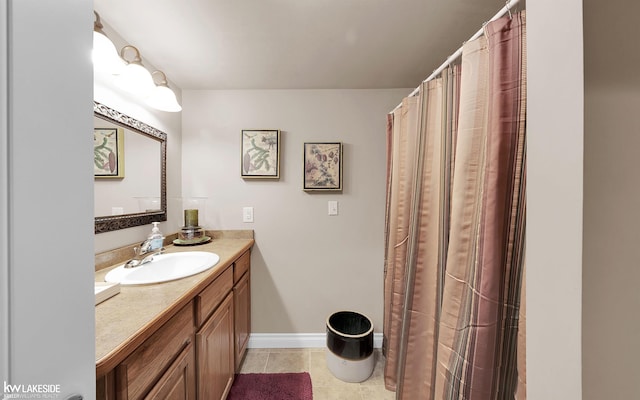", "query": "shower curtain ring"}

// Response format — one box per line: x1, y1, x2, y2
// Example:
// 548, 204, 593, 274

505, 0, 513, 19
